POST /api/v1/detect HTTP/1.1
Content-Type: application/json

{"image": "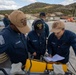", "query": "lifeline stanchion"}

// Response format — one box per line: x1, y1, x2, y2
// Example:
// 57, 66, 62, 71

69, 61, 76, 74
0, 68, 8, 75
